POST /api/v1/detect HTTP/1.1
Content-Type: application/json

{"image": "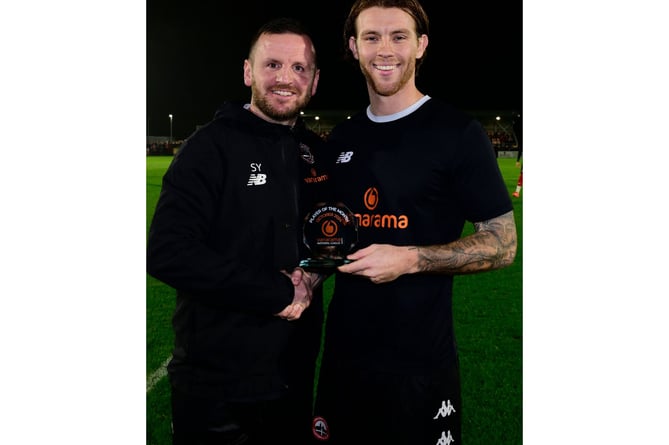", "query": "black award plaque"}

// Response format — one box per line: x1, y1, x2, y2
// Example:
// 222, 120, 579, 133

299, 202, 358, 271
